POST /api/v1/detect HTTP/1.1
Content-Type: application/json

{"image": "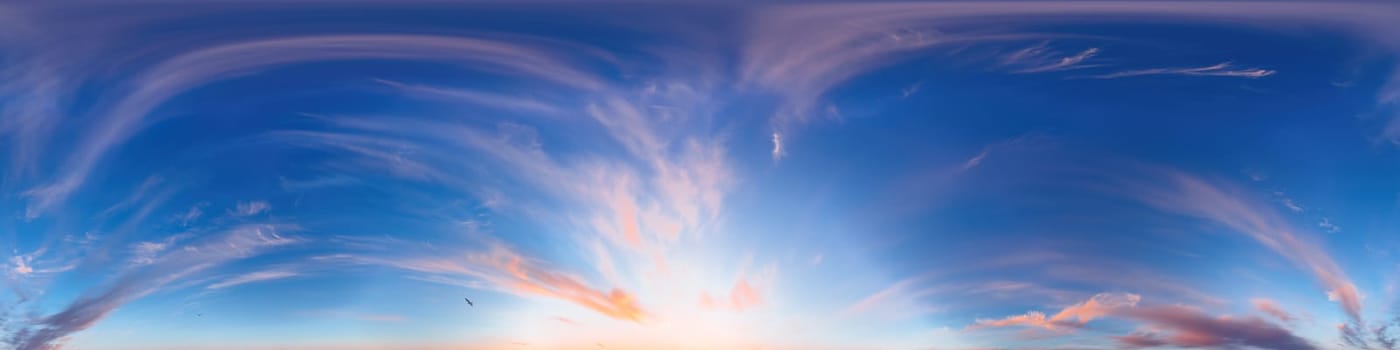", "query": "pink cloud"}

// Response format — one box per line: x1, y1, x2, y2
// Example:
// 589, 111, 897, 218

1252, 298, 1300, 325
974, 292, 1317, 349
365, 243, 647, 323
468, 244, 646, 322
972, 292, 1140, 330
1116, 168, 1363, 321
700, 278, 764, 312
1118, 305, 1315, 350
